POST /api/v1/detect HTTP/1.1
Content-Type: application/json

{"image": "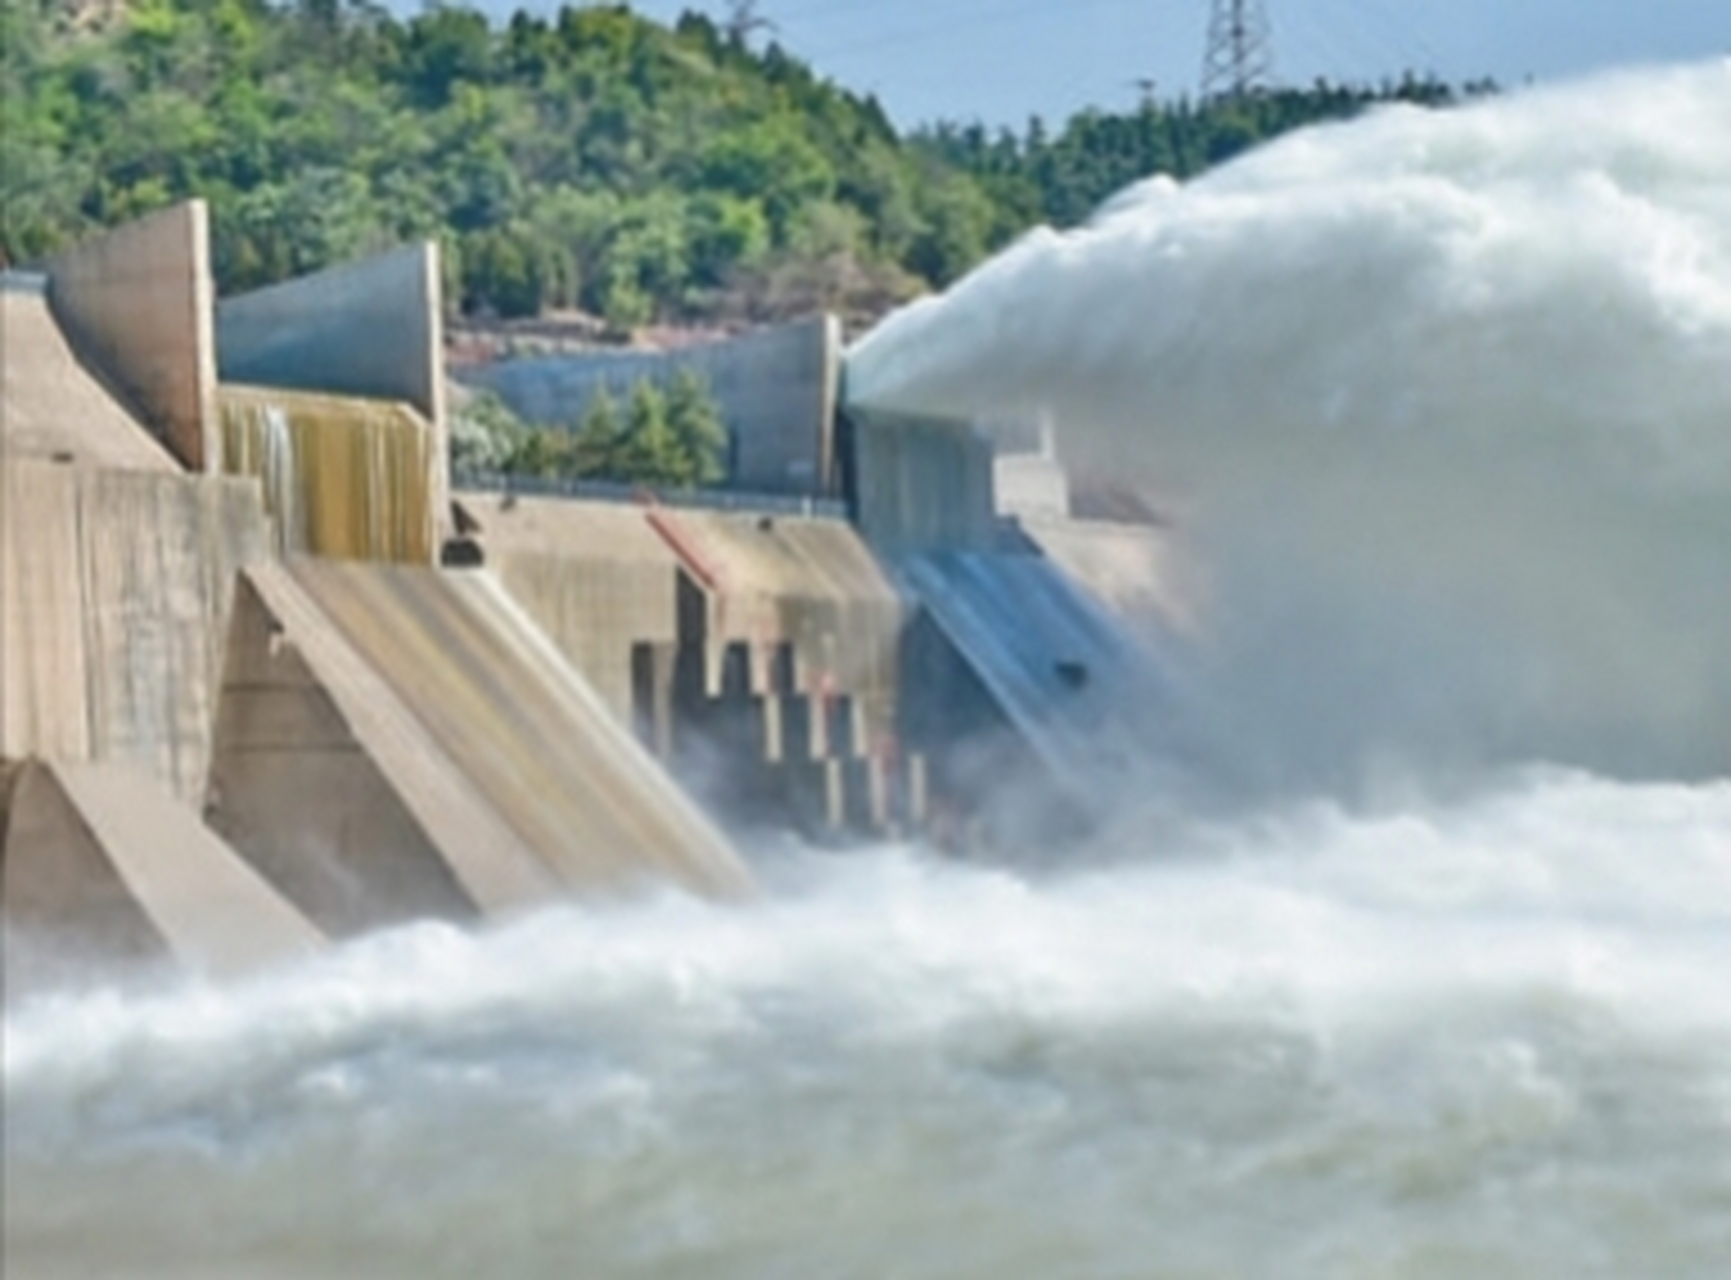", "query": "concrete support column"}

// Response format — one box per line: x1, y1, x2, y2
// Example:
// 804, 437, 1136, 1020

47, 201, 218, 472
